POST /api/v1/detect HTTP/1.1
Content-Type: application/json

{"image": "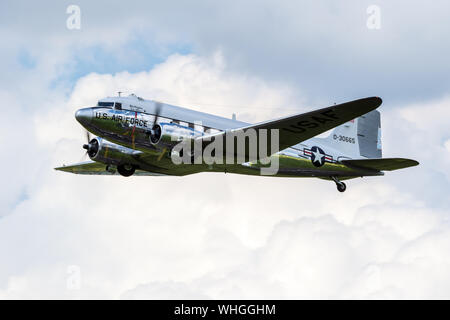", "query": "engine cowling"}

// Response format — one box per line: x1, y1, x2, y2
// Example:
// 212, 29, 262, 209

85, 137, 140, 166
150, 123, 198, 149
